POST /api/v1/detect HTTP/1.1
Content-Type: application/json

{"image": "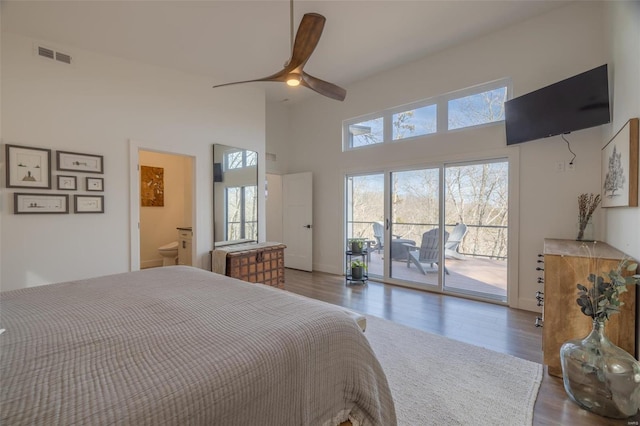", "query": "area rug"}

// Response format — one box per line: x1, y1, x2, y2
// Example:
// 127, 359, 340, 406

364, 315, 543, 426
